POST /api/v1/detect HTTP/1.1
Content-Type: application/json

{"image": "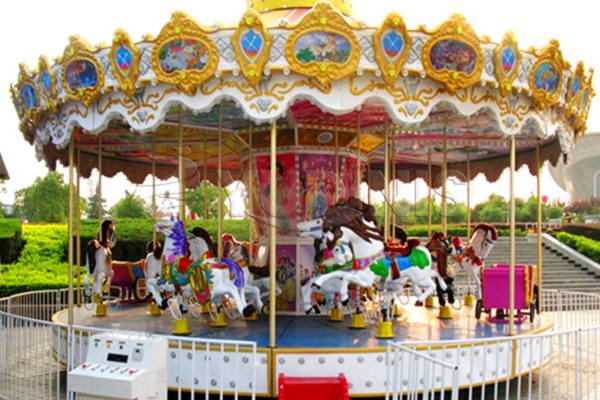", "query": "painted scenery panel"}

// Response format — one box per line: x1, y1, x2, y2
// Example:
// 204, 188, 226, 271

158, 39, 209, 73
300, 154, 336, 221
255, 153, 297, 234
534, 62, 559, 94
273, 244, 297, 312
294, 32, 351, 64
430, 40, 476, 74
66, 60, 98, 91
